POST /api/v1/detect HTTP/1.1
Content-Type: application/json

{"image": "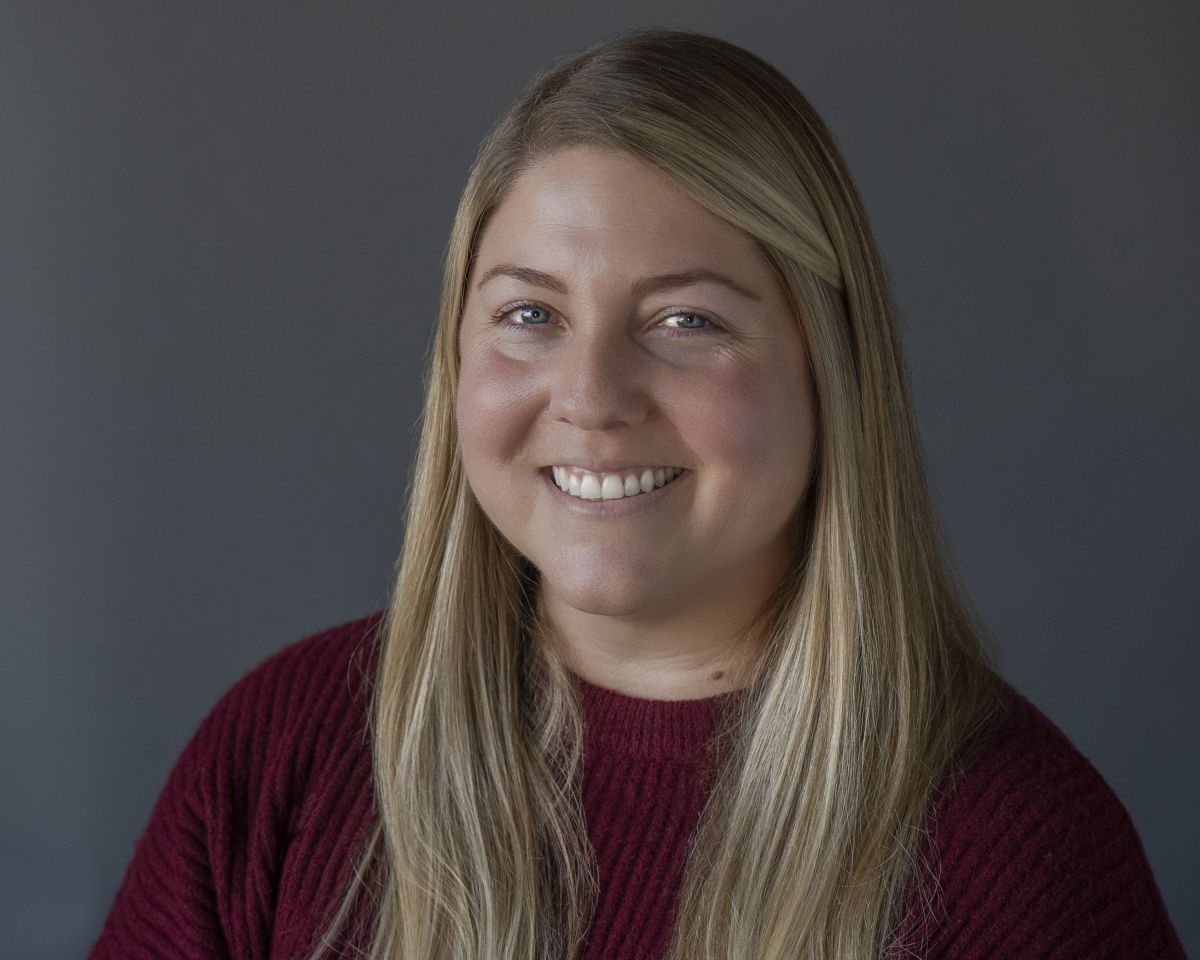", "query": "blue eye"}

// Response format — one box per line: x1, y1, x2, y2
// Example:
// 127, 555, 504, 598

489, 302, 552, 332
514, 305, 551, 325
664, 312, 709, 331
